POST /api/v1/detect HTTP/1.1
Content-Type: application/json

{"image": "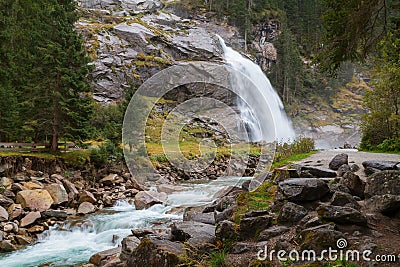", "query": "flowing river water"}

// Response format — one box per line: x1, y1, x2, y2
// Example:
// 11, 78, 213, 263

0, 177, 248, 266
